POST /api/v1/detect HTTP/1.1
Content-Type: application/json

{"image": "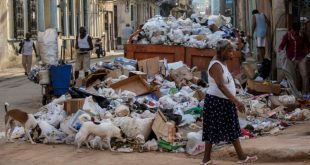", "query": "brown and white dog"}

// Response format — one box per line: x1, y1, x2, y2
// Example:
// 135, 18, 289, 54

75, 114, 126, 152
4, 102, 41, 144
